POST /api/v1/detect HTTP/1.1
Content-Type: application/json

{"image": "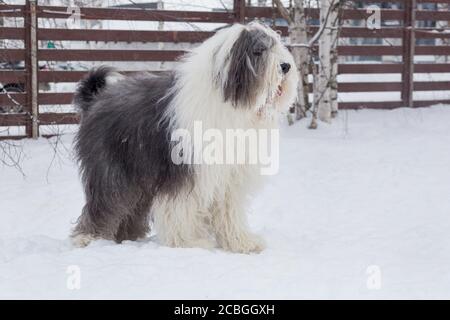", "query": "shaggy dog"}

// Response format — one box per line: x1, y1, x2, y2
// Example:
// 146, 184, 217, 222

71, 22, 298, 253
